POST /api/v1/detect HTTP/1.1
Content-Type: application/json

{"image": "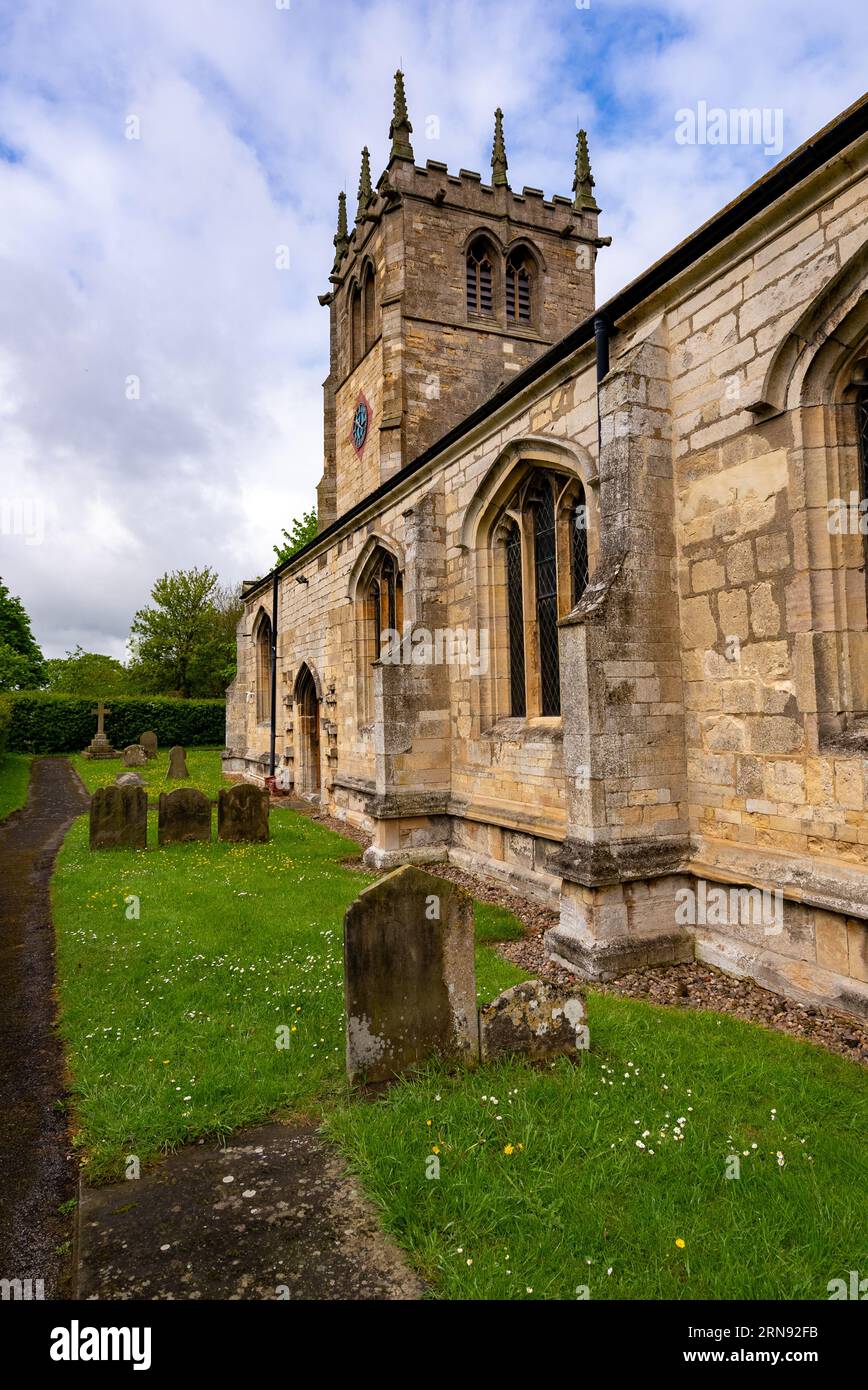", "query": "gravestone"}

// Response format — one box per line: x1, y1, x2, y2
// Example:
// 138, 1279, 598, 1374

139, 731, 158, 760
166, 746, 189, 780
89, 785, 147, 850
343, 864, 476, 1086
115, 772, 144, 788
158, 788, 212, 845
479, 979, 588, 1063
82, 700, 117, 760
122, 743, 147, 767
217, 783, 270, 842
